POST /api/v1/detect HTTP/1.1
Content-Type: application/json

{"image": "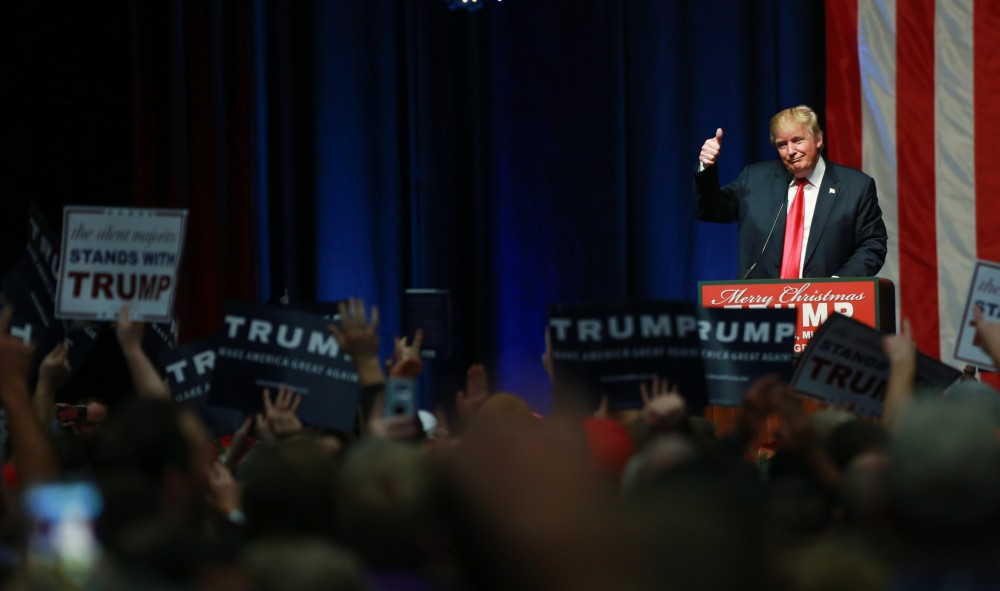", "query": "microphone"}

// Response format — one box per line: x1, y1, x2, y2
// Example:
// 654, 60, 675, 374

743, 199, 787, 280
